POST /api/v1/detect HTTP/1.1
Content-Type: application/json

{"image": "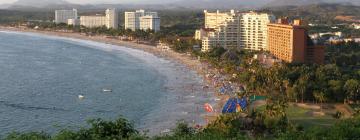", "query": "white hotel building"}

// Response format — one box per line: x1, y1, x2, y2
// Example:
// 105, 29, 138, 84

55, 9, 78, 24
80, 9, 118, 29
125, 10, 160, 32
55, 8, 118, 29
196, 10, 274, 52
239, 12, 275, 50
